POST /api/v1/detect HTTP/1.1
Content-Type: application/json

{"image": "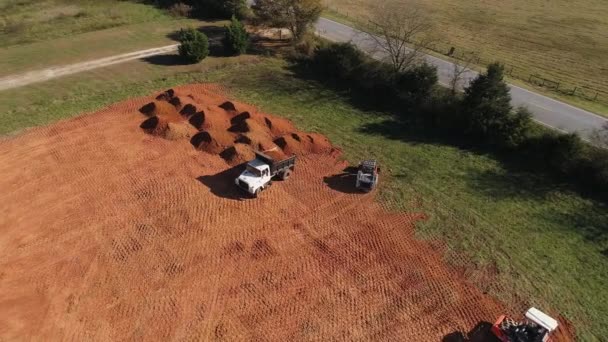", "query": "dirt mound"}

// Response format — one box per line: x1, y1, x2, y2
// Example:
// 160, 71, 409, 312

234, 134, 252, 145
219, 144, 256, 165
219, 101, 237, 112
139, 116, 168, 135
155, 88, 175, 101
138, 87, 334, 163
165, 122, 197, 141
188, 111, 205, 130
191, 131, 223, 154
139, 101, 180, 118
179, 104, 198, 117
230, 111, 251, 125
